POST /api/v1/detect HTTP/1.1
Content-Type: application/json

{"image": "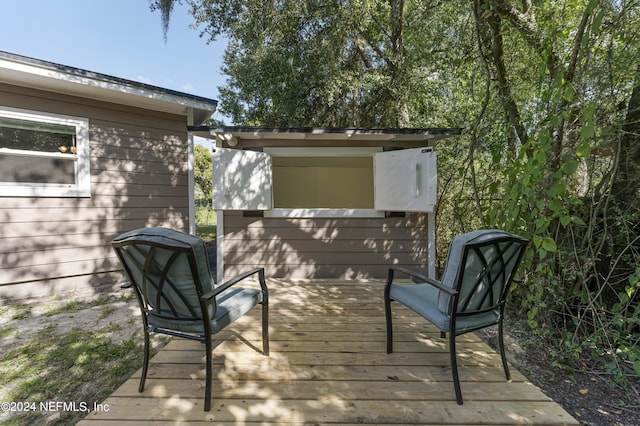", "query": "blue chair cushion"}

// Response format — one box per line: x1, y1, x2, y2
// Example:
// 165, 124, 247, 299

390, 282, 500, 334
148, 287, 263, 335
210, 287, 264, 333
